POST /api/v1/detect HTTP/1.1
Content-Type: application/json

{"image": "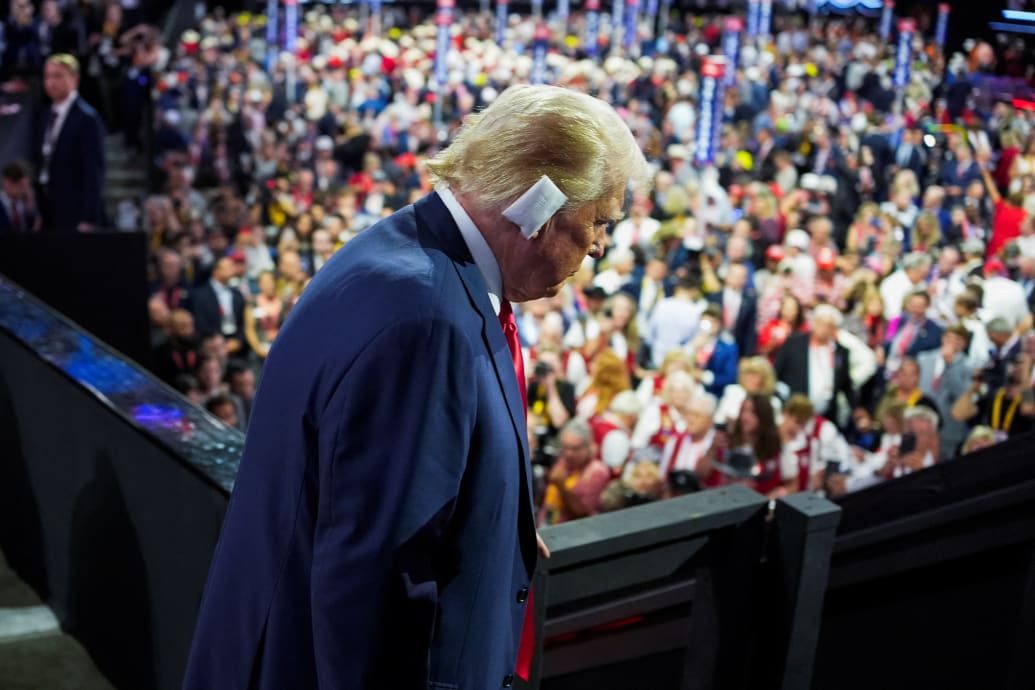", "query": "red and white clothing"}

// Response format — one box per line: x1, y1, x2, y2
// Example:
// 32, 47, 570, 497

779, 416, 850, 492
631, 402, 686, 452
634, 374, 668, 407
589, 412, 633, 473
661, 428, 717, 482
